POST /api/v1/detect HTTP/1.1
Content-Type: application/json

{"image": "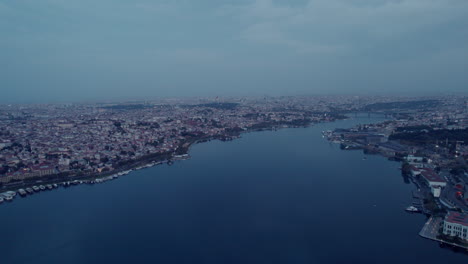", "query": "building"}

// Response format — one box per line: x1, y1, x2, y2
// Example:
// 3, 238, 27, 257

419, 168, 447, 188
30, 164, 56, 177
405, 155, 425, 163
410, 167, 446, 197
366, 135, 386, 144
432, 186, 442, 198
443, 211, 468, 241
405, 155, 432, 166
